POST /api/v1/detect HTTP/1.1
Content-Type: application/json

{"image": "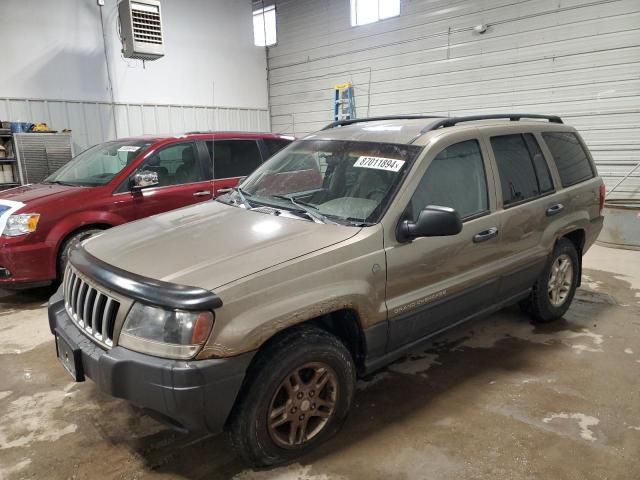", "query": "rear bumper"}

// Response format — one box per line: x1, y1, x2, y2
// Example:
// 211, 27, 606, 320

0, 237, 55, 287
48, 290, 254, 433
584, 216, 604, 253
